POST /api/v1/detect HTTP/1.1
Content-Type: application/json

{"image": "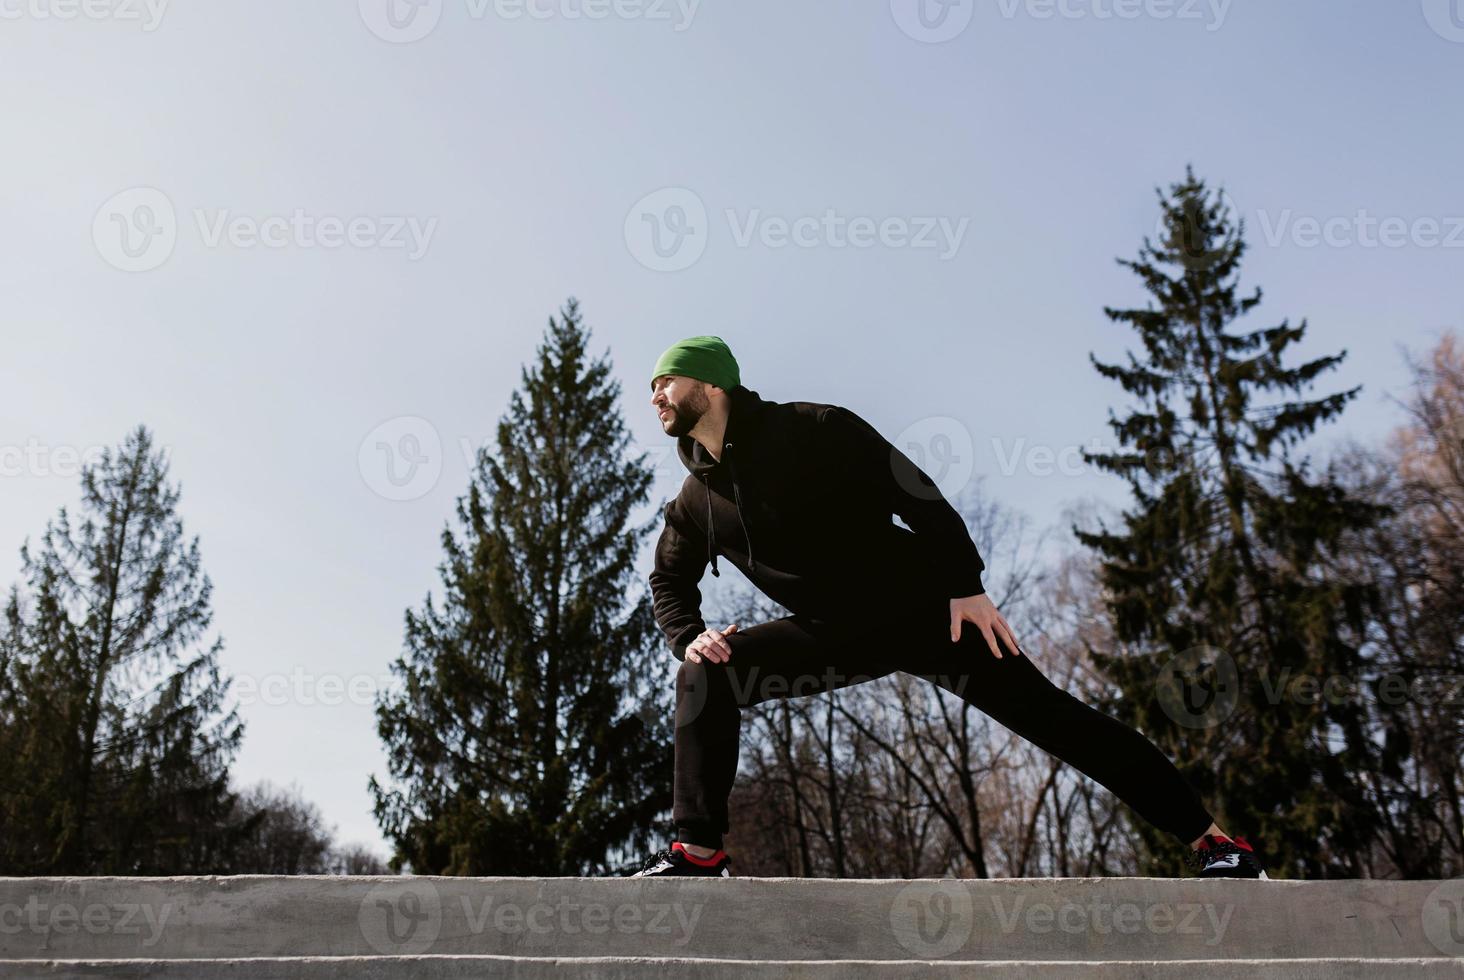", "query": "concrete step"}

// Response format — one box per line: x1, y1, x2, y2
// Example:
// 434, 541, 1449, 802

5, 956, 1464, 979
1, 876, 1461, 970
